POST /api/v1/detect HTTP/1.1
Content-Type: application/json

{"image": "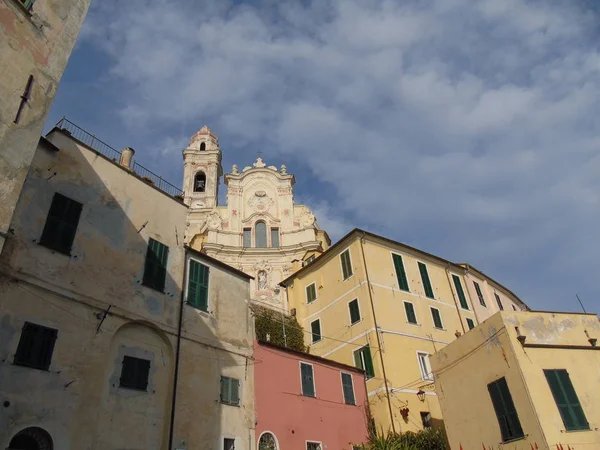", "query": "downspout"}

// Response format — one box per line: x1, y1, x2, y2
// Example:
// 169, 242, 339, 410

359, 233, 397, 434
168, 254, 188, 450
445, 265, 466, 335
